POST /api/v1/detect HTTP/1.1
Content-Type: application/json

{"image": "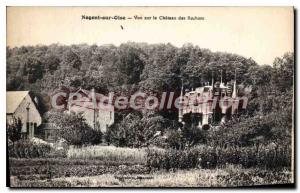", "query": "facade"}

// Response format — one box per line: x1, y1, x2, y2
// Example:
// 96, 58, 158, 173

43, 123, 59, 143
6, 91, 42, 138
178, 75, 245, 130
68, 88, 114, 133
46, 87, 115, 141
